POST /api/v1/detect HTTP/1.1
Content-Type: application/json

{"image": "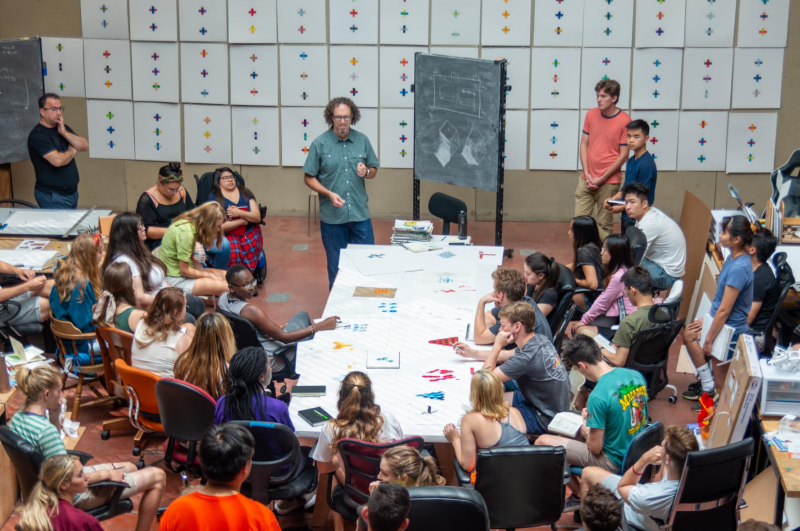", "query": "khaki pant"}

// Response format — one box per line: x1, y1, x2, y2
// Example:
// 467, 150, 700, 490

574, 177, 620, 241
